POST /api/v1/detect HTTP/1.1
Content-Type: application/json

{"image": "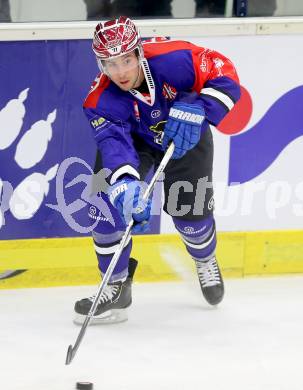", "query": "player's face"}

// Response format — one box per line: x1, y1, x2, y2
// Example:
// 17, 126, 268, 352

102, 52, 143, 91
